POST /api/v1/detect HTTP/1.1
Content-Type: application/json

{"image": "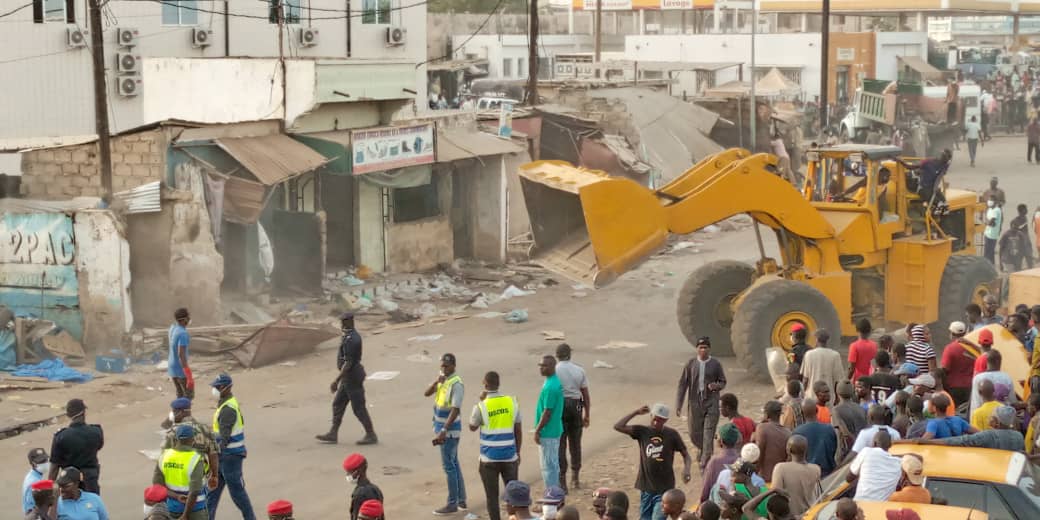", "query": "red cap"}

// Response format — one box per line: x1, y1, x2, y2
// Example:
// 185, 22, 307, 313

343, 453, 366, 472
979, 328, 994, 346
790, 323, 806, 332
31, 480, 54, 491
885, 509, 922, 520
359, 499, 384, 518
267, 499, 293, 515
143, 484, 167, 502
